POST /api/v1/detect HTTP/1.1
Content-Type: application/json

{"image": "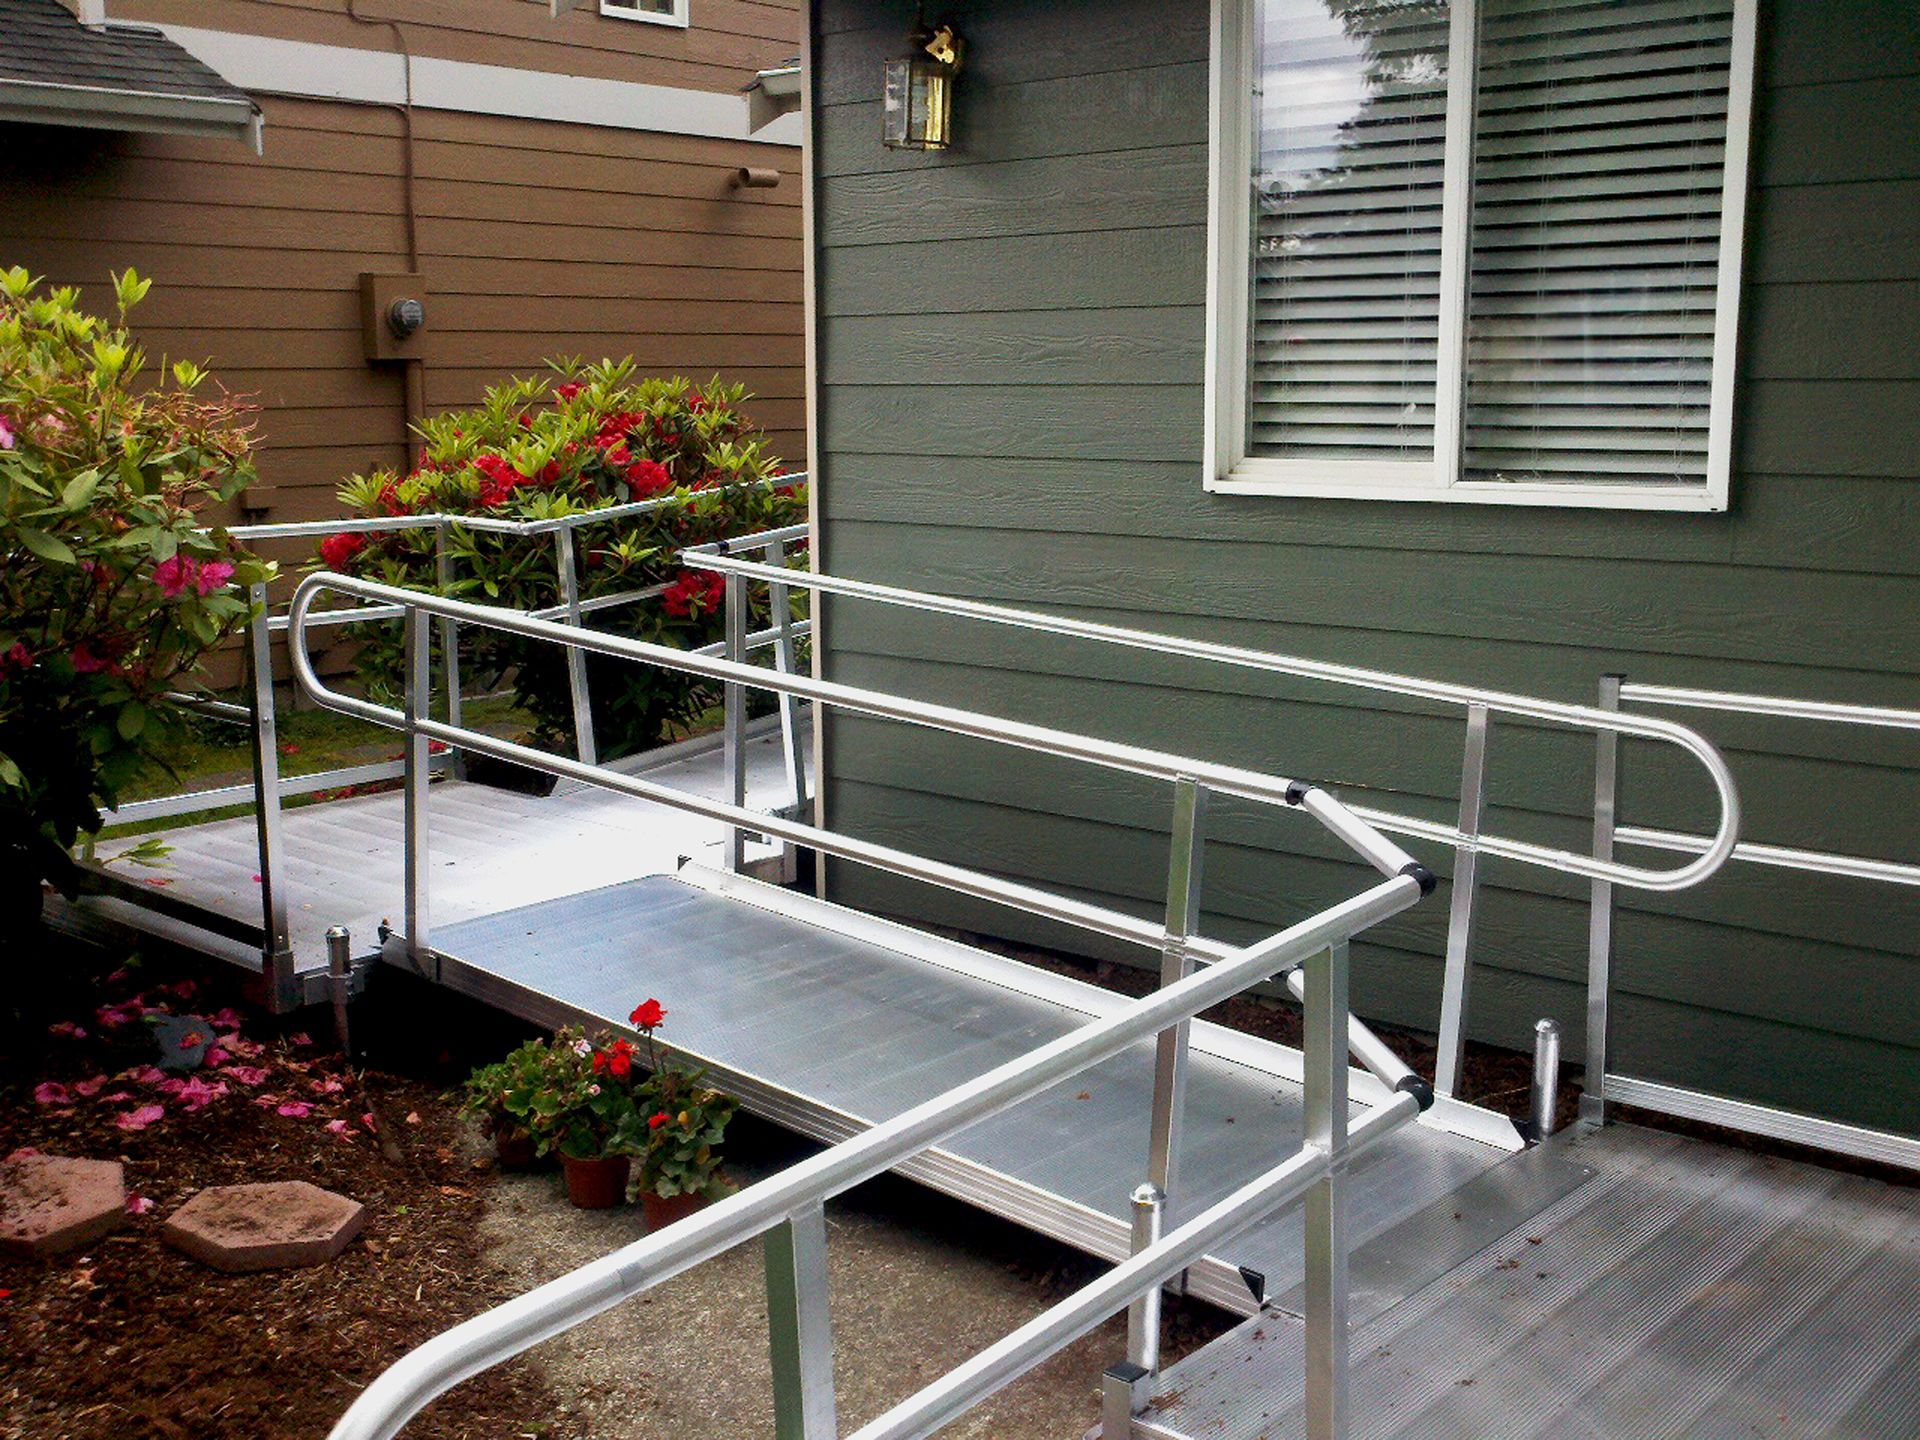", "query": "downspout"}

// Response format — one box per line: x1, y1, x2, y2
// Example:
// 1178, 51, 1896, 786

345, 0, 426, 448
